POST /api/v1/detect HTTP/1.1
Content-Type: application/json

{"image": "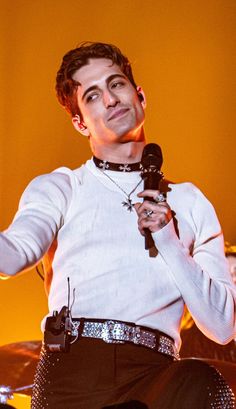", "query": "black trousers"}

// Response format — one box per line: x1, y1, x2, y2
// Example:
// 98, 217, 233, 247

31, 338, 235, 409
